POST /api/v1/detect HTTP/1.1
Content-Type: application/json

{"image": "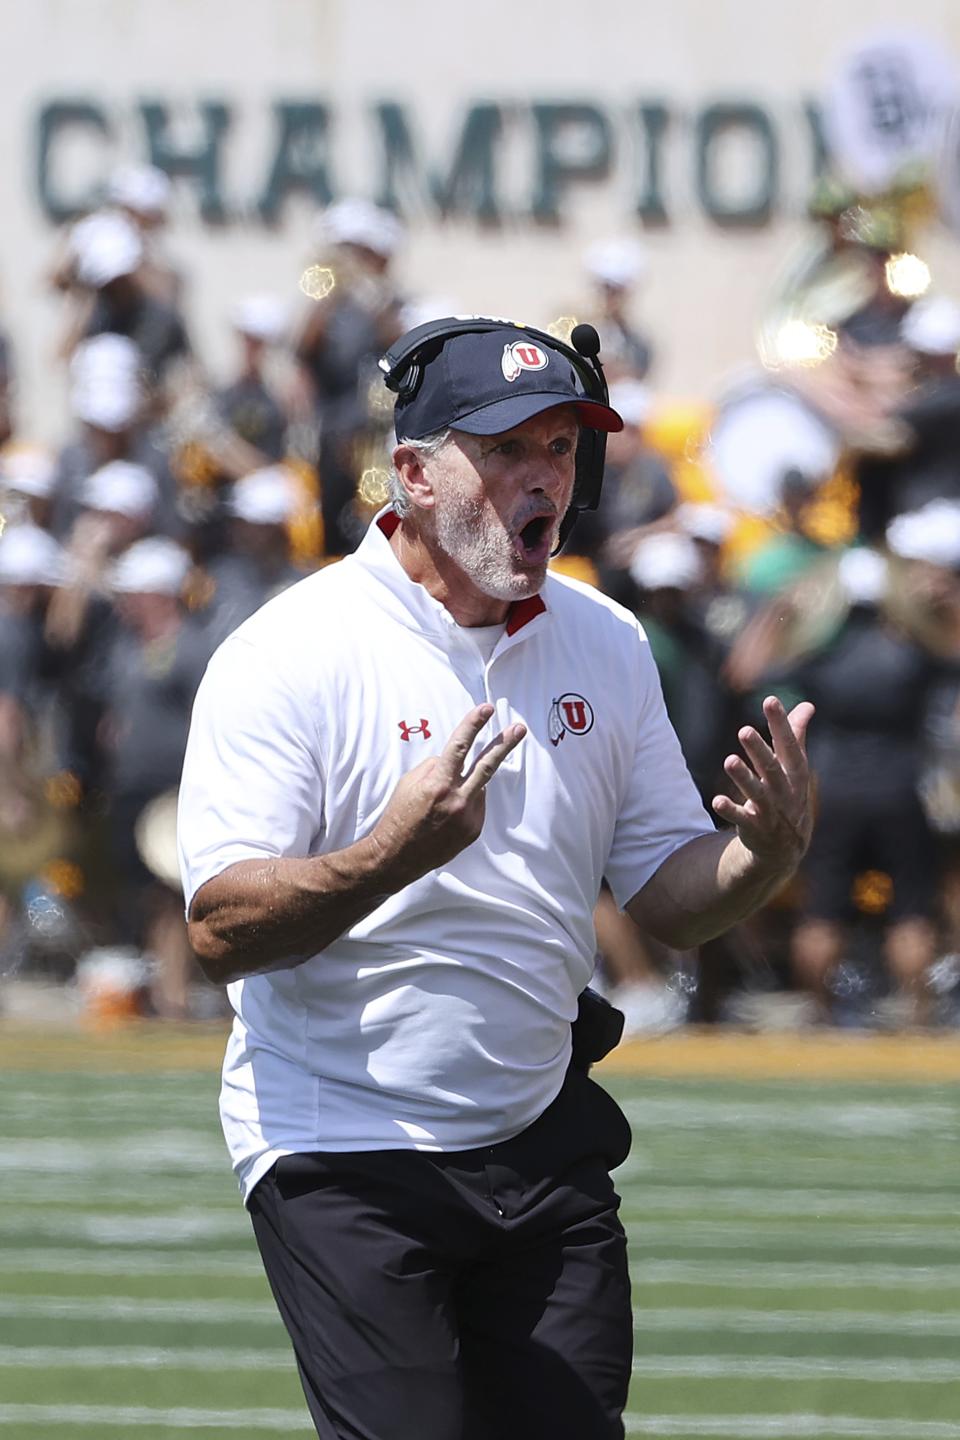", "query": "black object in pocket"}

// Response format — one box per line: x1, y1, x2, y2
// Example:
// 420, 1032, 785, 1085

570, 986, 625, 1072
